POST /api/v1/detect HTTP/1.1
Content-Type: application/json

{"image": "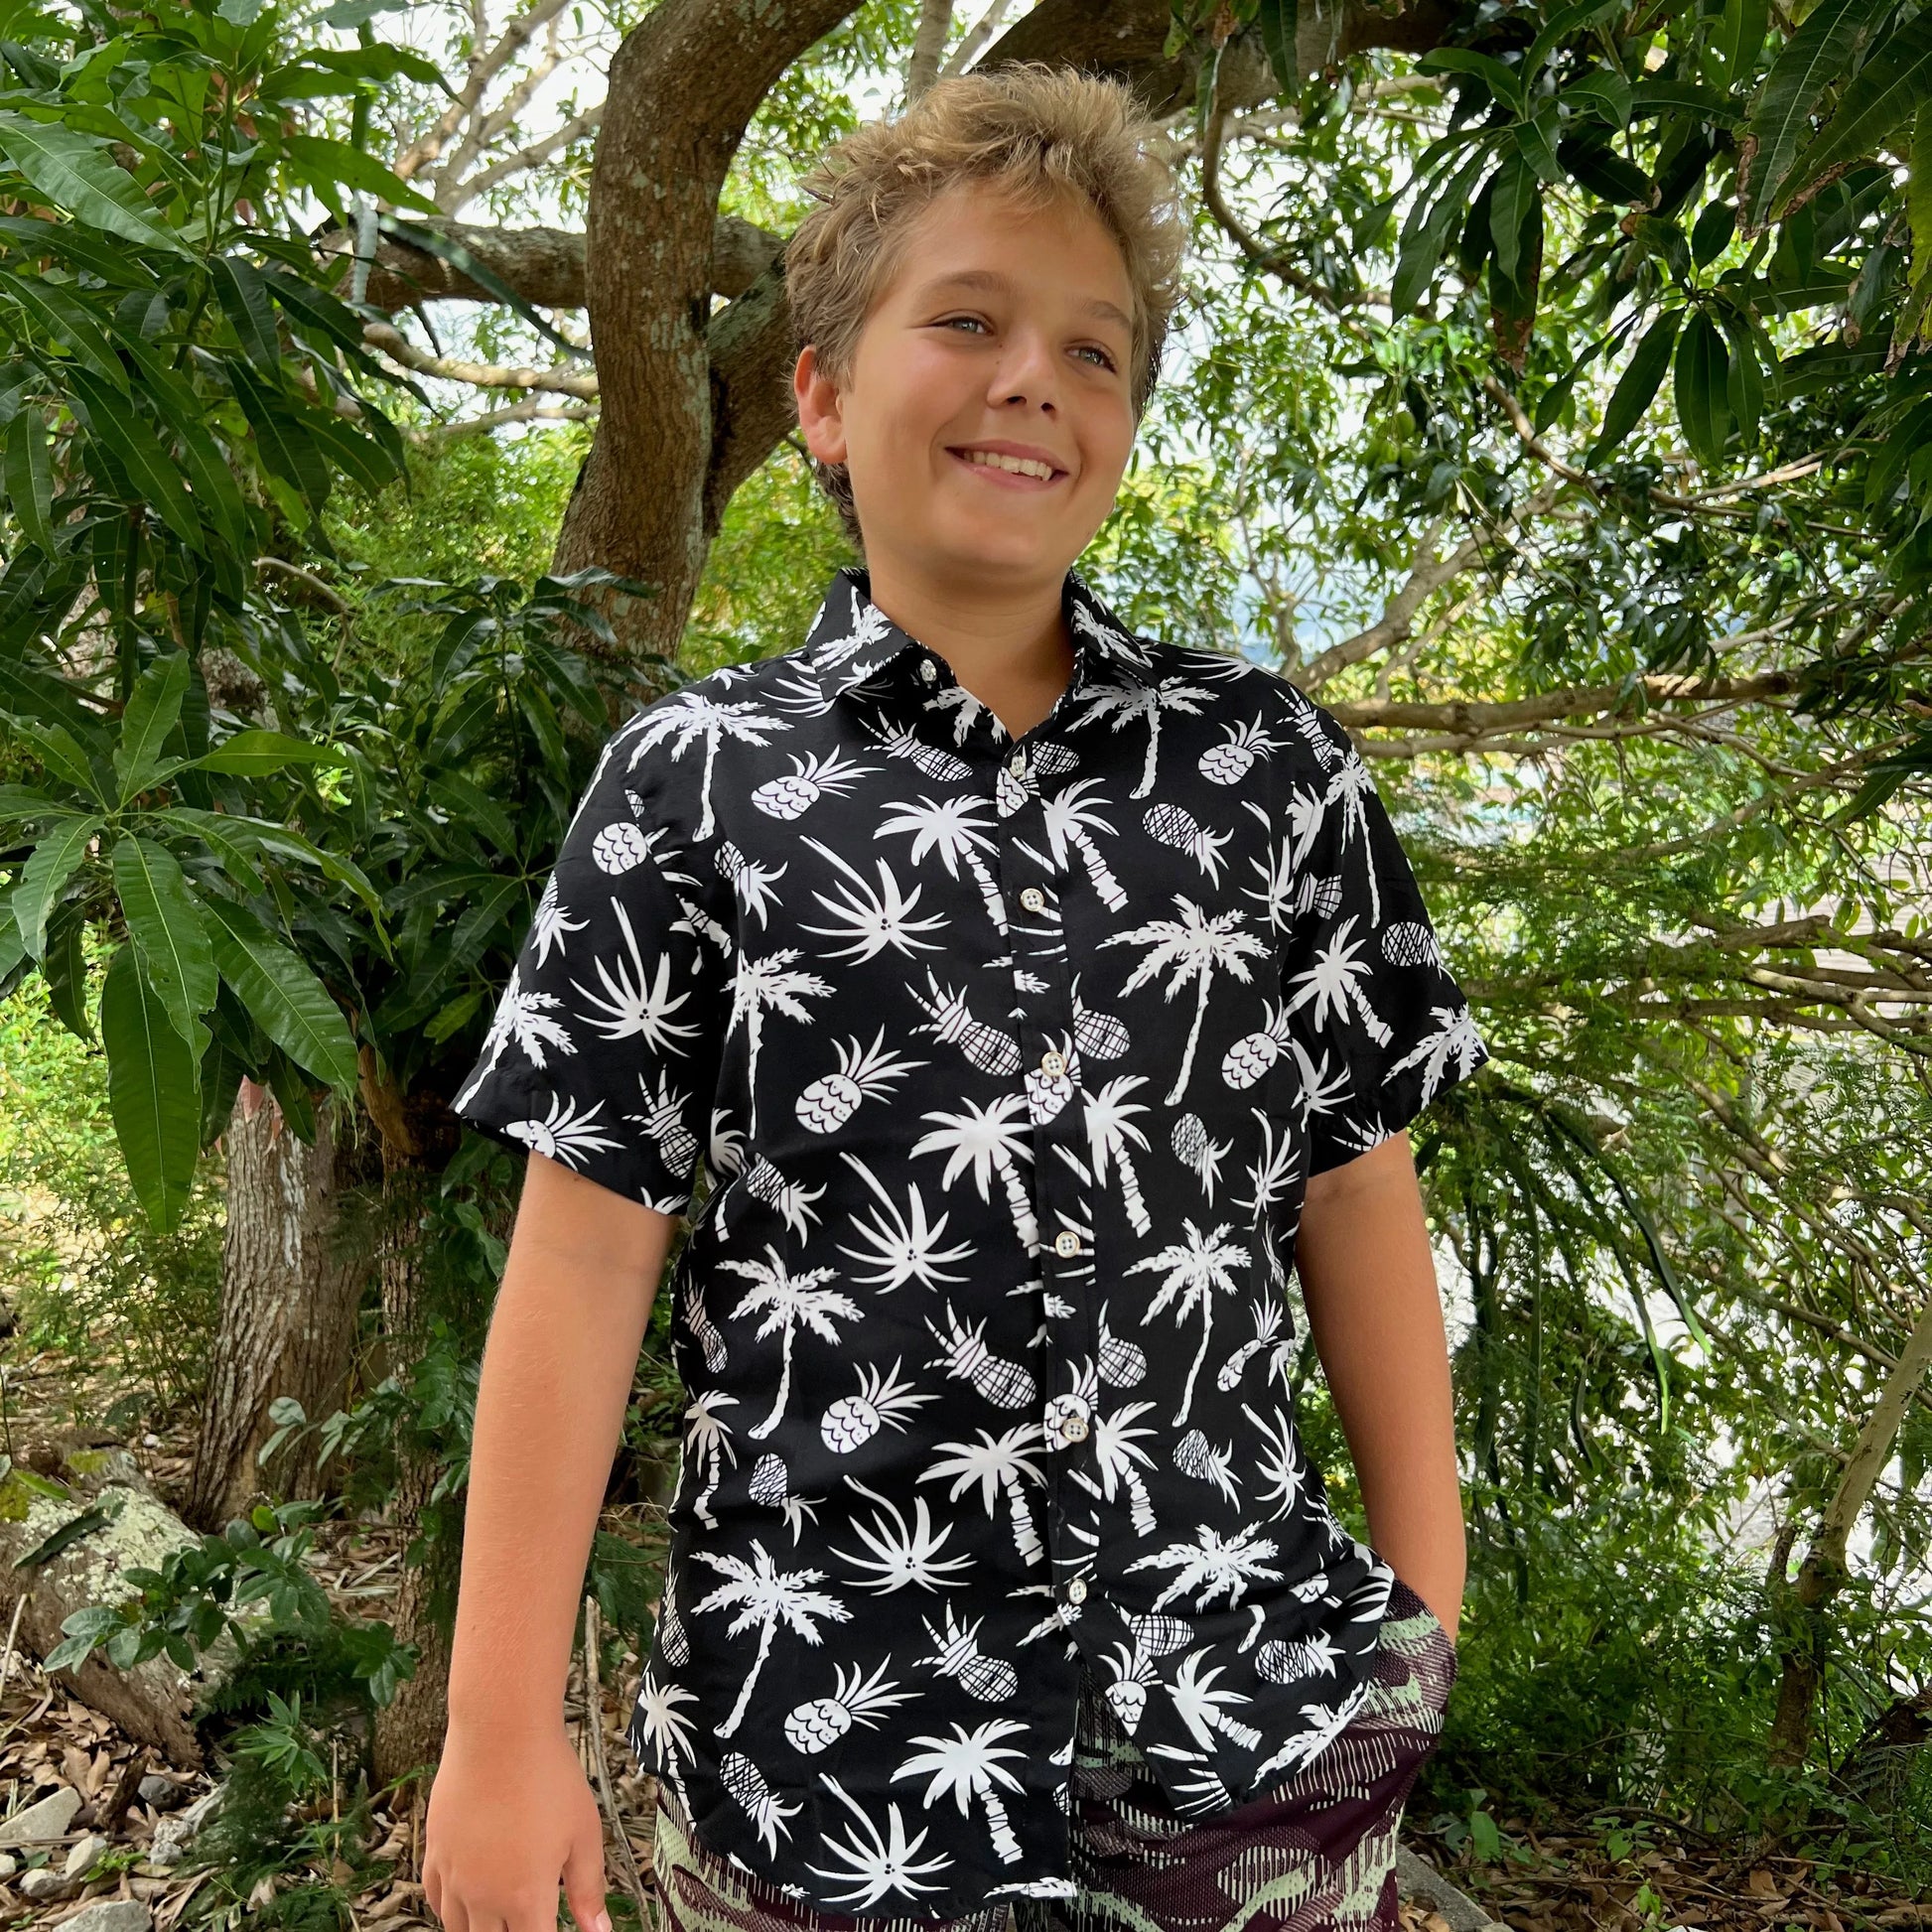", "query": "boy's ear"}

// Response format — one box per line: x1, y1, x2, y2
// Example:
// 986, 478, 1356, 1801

793, 345, 847, 466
